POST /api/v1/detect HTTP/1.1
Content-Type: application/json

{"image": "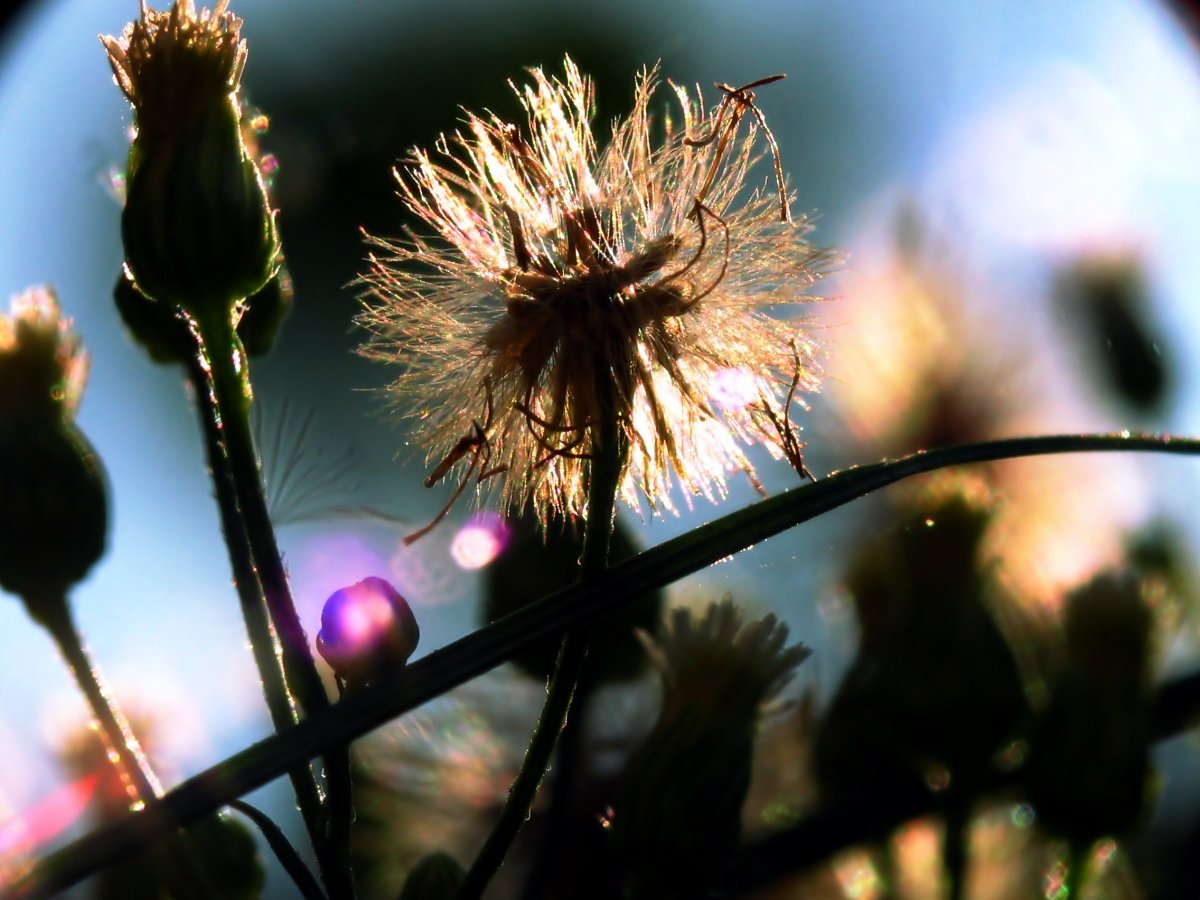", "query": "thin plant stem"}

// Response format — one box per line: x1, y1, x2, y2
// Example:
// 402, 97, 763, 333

229, 800, 329, 900
14, 431, 1200, 898
194, 311, 356, 900
32, 590, 161, 805
458, 415, 626, 899
29, 590, 222, 900
182, 323, 326, 865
